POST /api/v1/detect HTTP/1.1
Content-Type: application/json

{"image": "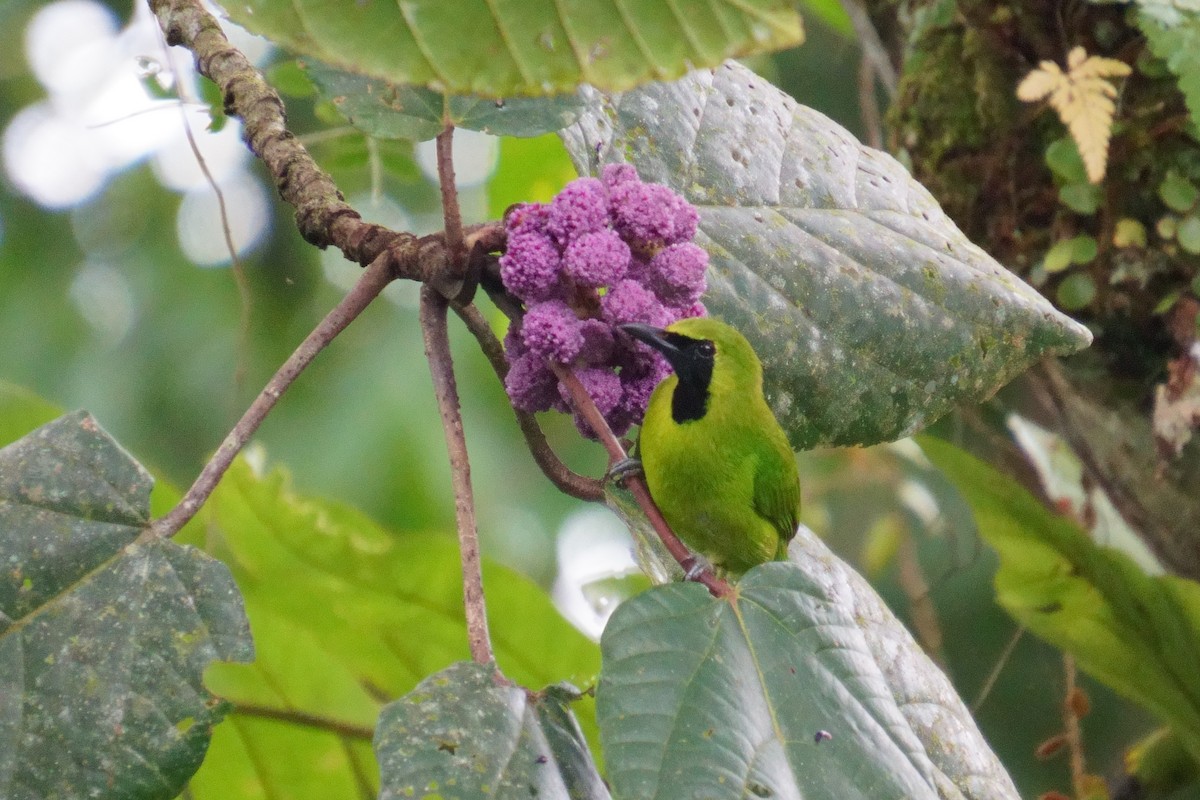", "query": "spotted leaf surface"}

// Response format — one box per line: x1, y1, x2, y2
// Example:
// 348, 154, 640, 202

0, 413, 252, 800
562, 61, 1092, 448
